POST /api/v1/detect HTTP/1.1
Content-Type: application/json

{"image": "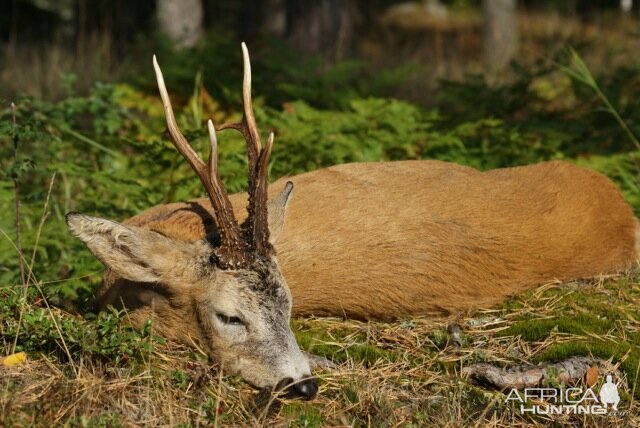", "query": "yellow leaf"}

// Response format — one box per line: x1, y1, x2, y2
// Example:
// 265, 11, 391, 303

1, 352, 27, 367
